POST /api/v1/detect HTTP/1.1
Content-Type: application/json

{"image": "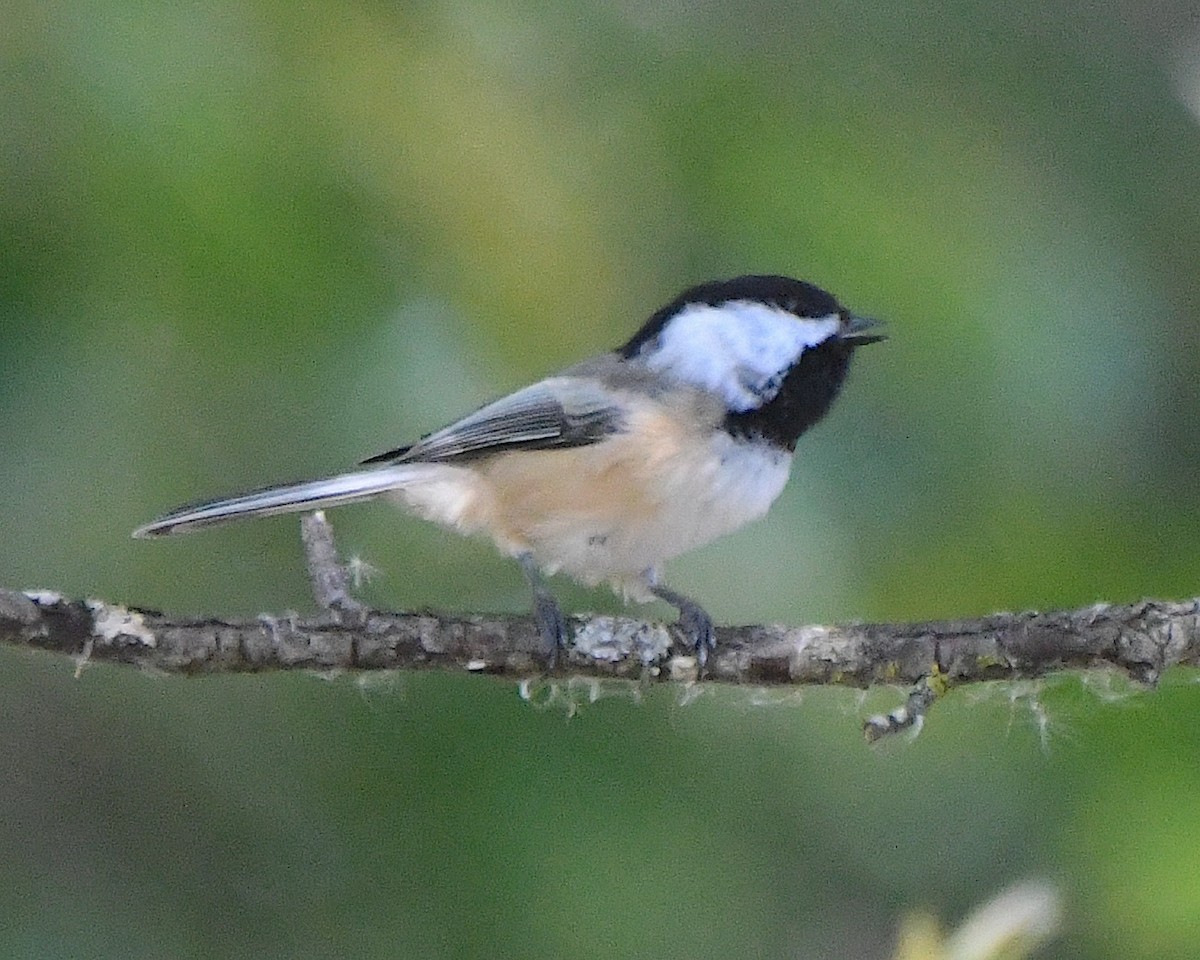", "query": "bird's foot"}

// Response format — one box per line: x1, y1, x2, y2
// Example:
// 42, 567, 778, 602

649, 583, 717, 670
519, 553, 569, 670
532, 588, 569, 671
